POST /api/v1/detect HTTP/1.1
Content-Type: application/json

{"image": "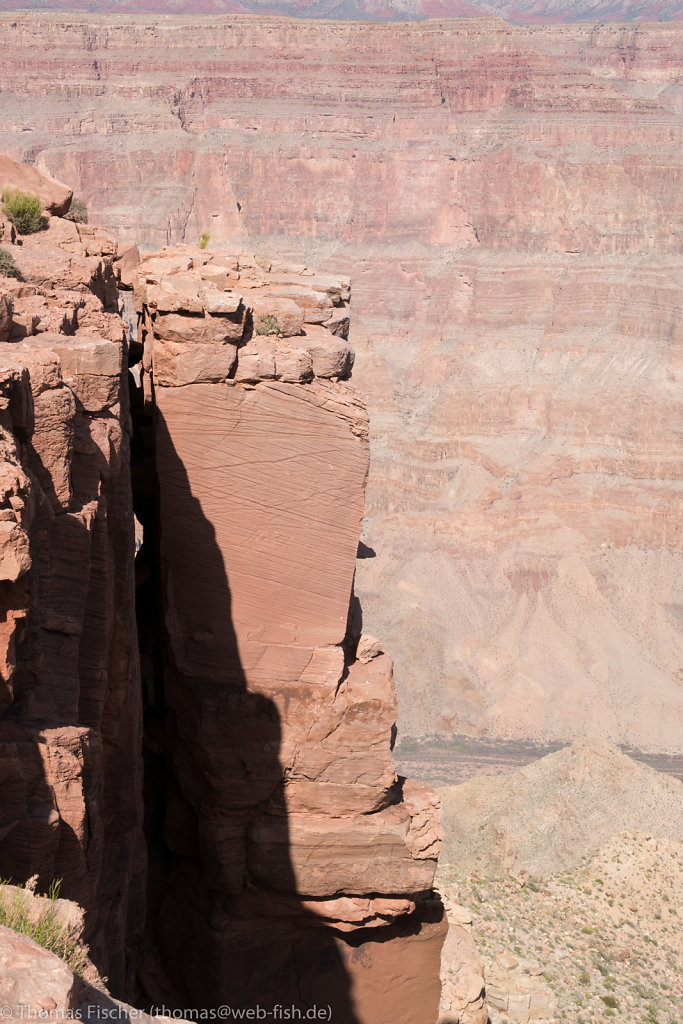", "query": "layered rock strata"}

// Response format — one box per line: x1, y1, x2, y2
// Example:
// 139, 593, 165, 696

133, 245, 445, 1021
0, 172, 144, 994
1, 14, 680, 750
